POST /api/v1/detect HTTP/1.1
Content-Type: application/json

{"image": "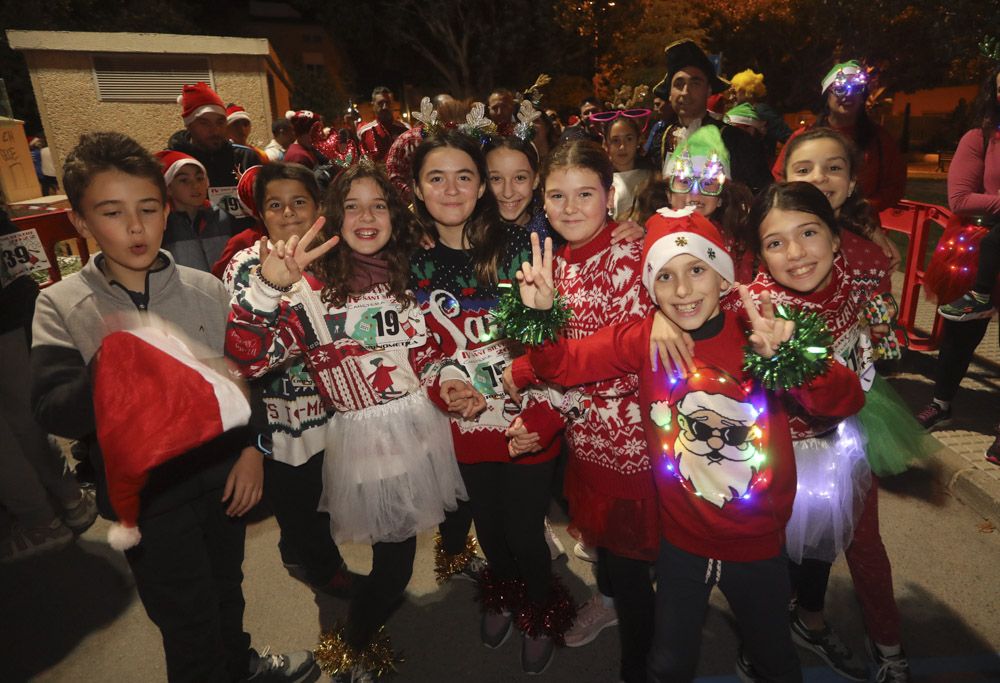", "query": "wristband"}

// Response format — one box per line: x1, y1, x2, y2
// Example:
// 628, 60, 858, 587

254, 265, 294, 293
